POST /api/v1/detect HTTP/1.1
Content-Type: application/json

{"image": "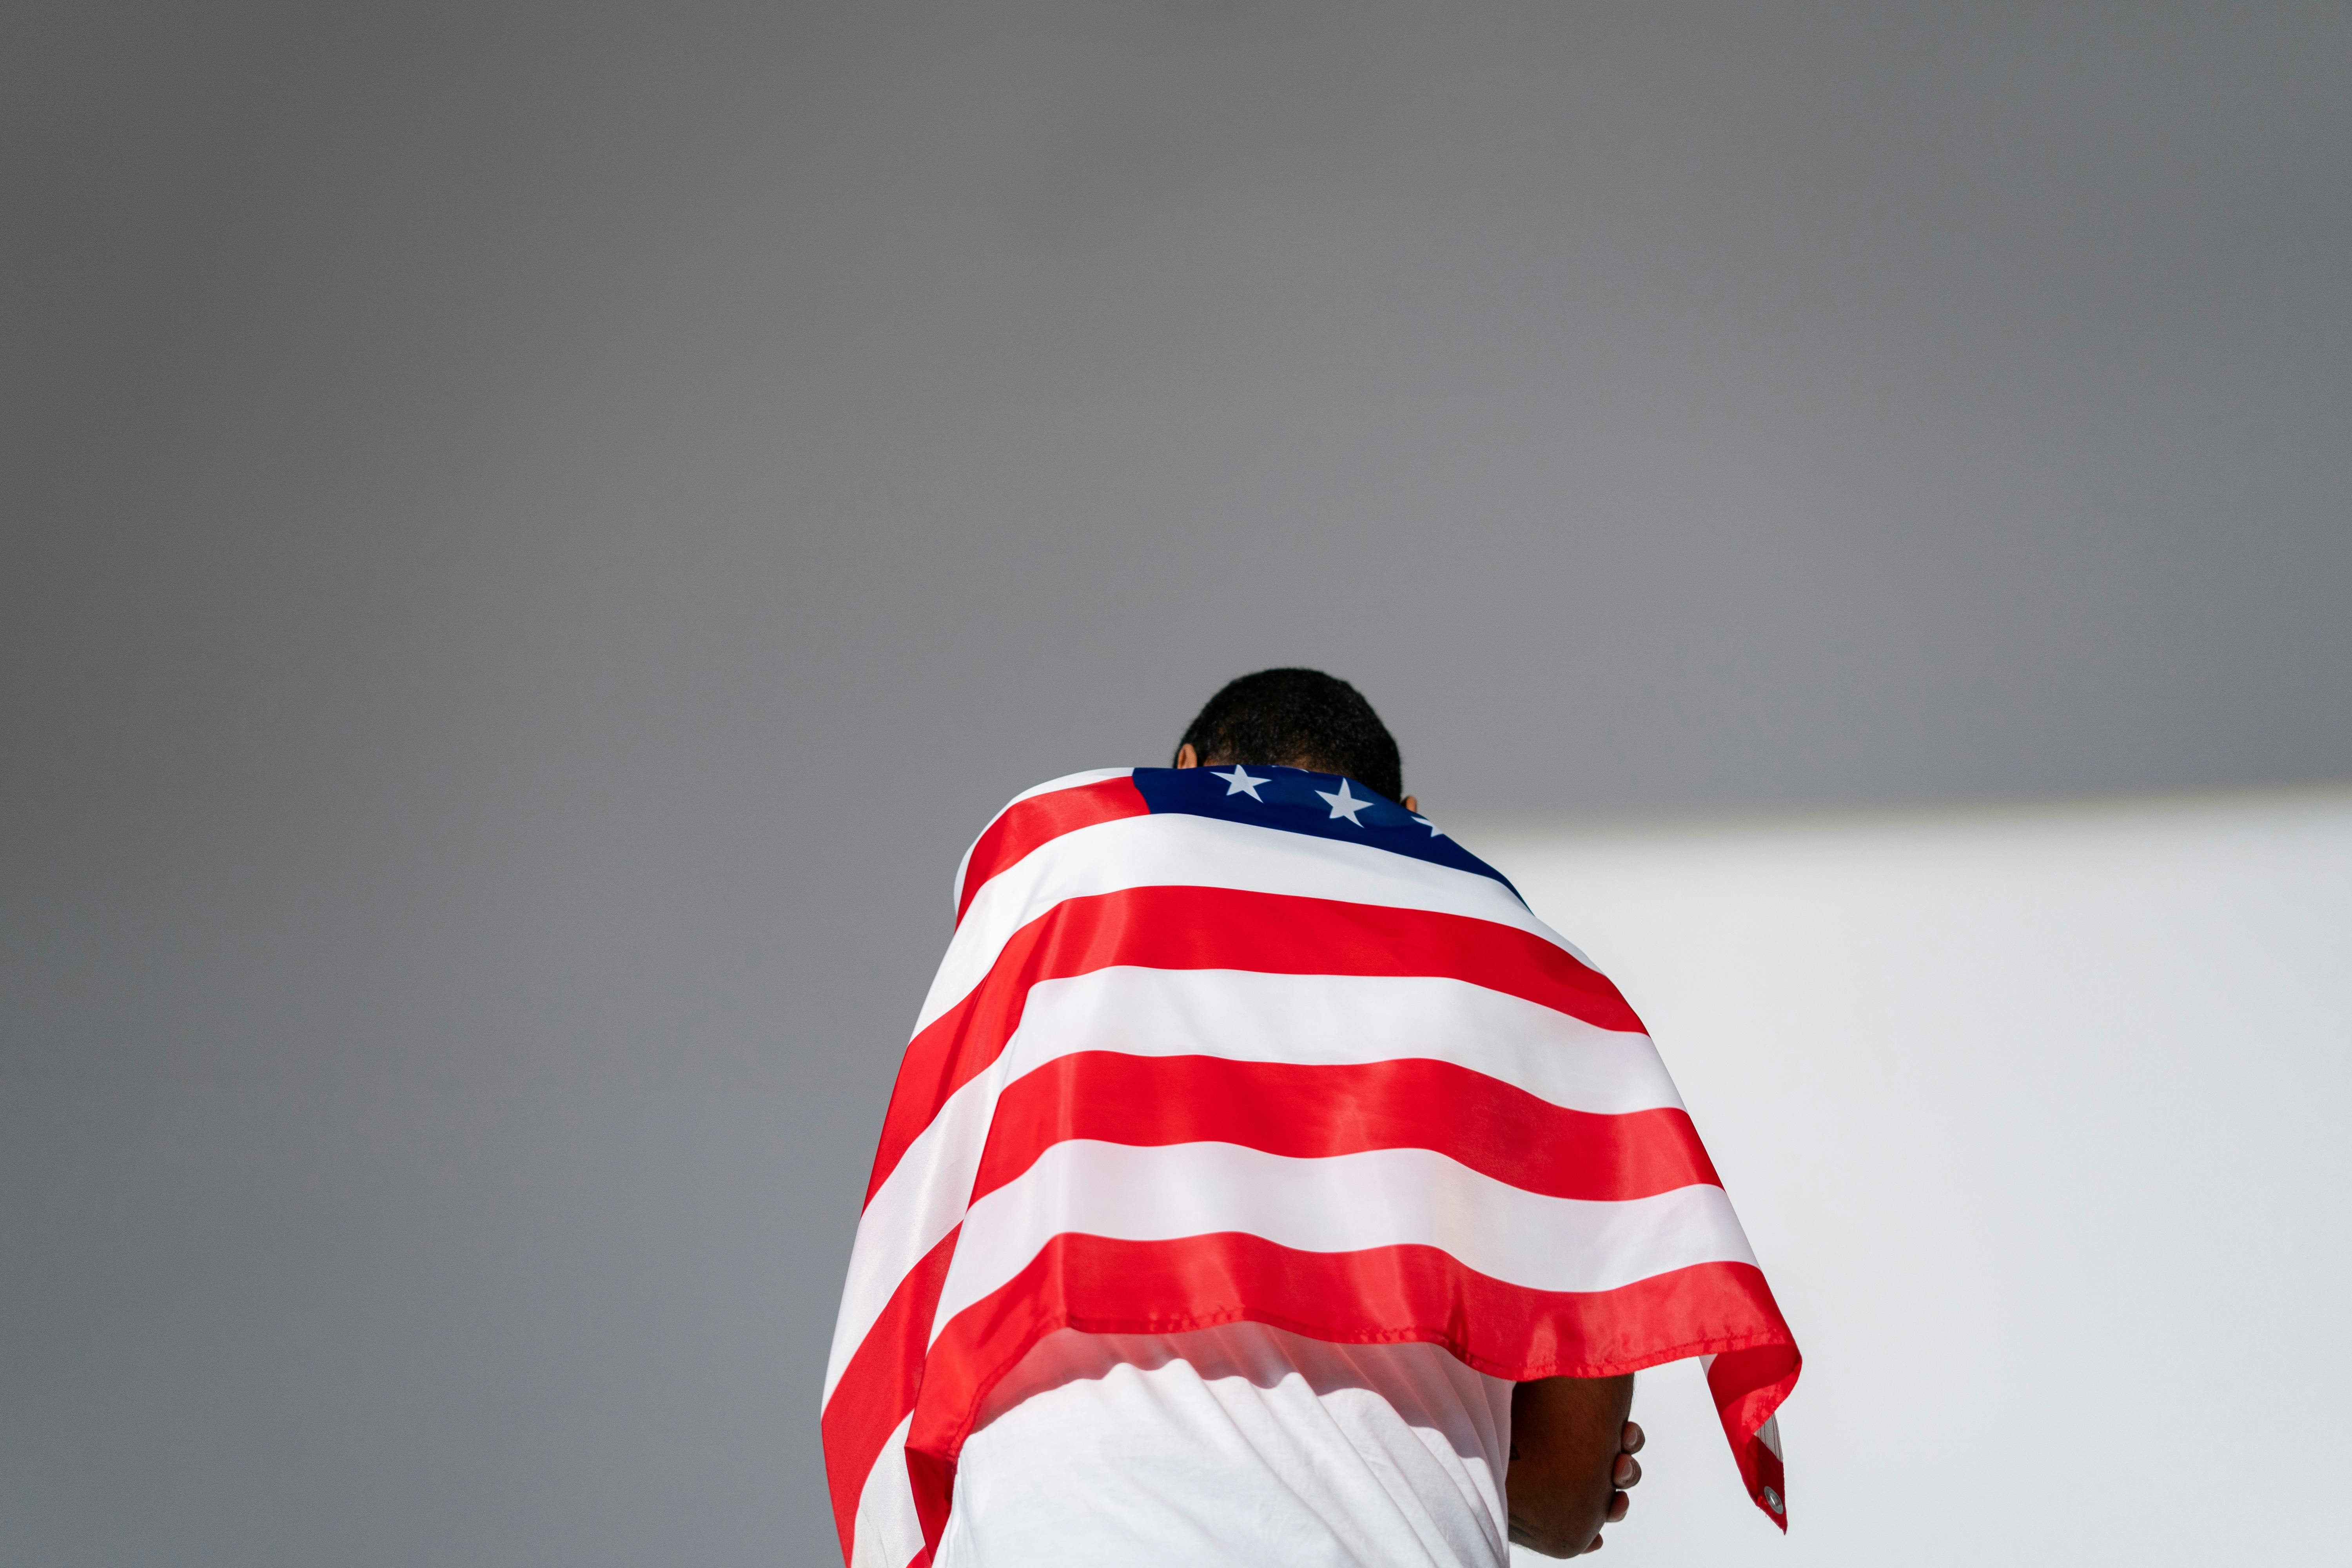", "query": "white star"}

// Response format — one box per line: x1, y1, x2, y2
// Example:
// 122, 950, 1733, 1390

1315, 779, 1372, 826
1212, 766, 1269, 800
1412, 815, 1446, 839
